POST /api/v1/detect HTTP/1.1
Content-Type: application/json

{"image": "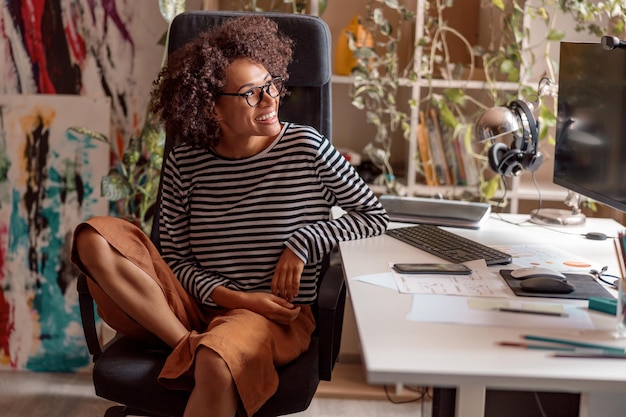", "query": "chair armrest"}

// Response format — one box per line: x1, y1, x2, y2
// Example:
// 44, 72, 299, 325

316, 264, 346, 381
76, 273, 102, 359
